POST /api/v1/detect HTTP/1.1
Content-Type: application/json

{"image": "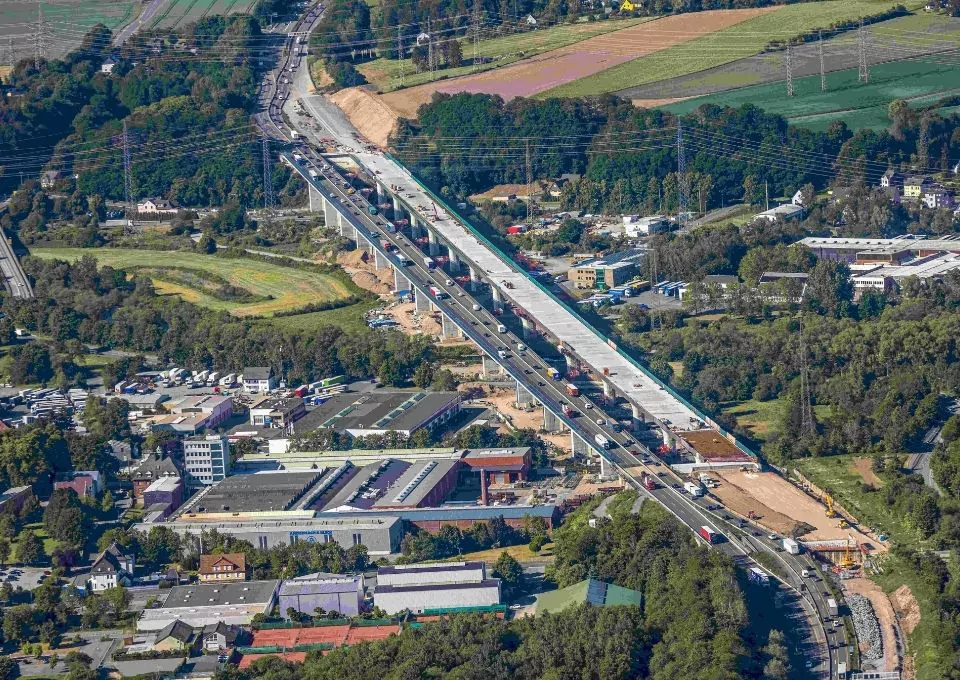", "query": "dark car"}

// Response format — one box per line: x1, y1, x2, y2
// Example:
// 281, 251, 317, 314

524, 370, 532, 375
